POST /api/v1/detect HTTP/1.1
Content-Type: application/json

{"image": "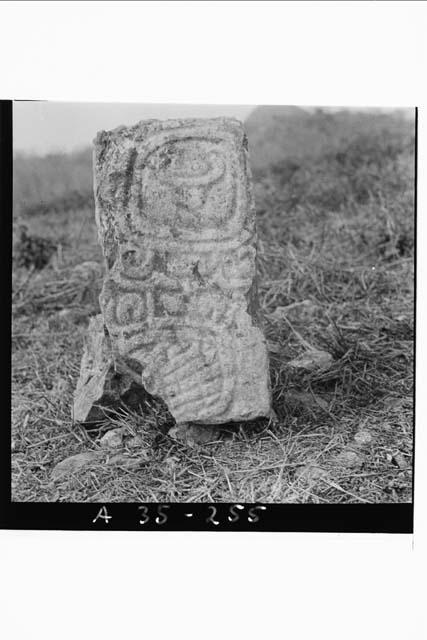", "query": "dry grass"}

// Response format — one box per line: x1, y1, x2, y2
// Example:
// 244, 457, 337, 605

11, 110, 414, 503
